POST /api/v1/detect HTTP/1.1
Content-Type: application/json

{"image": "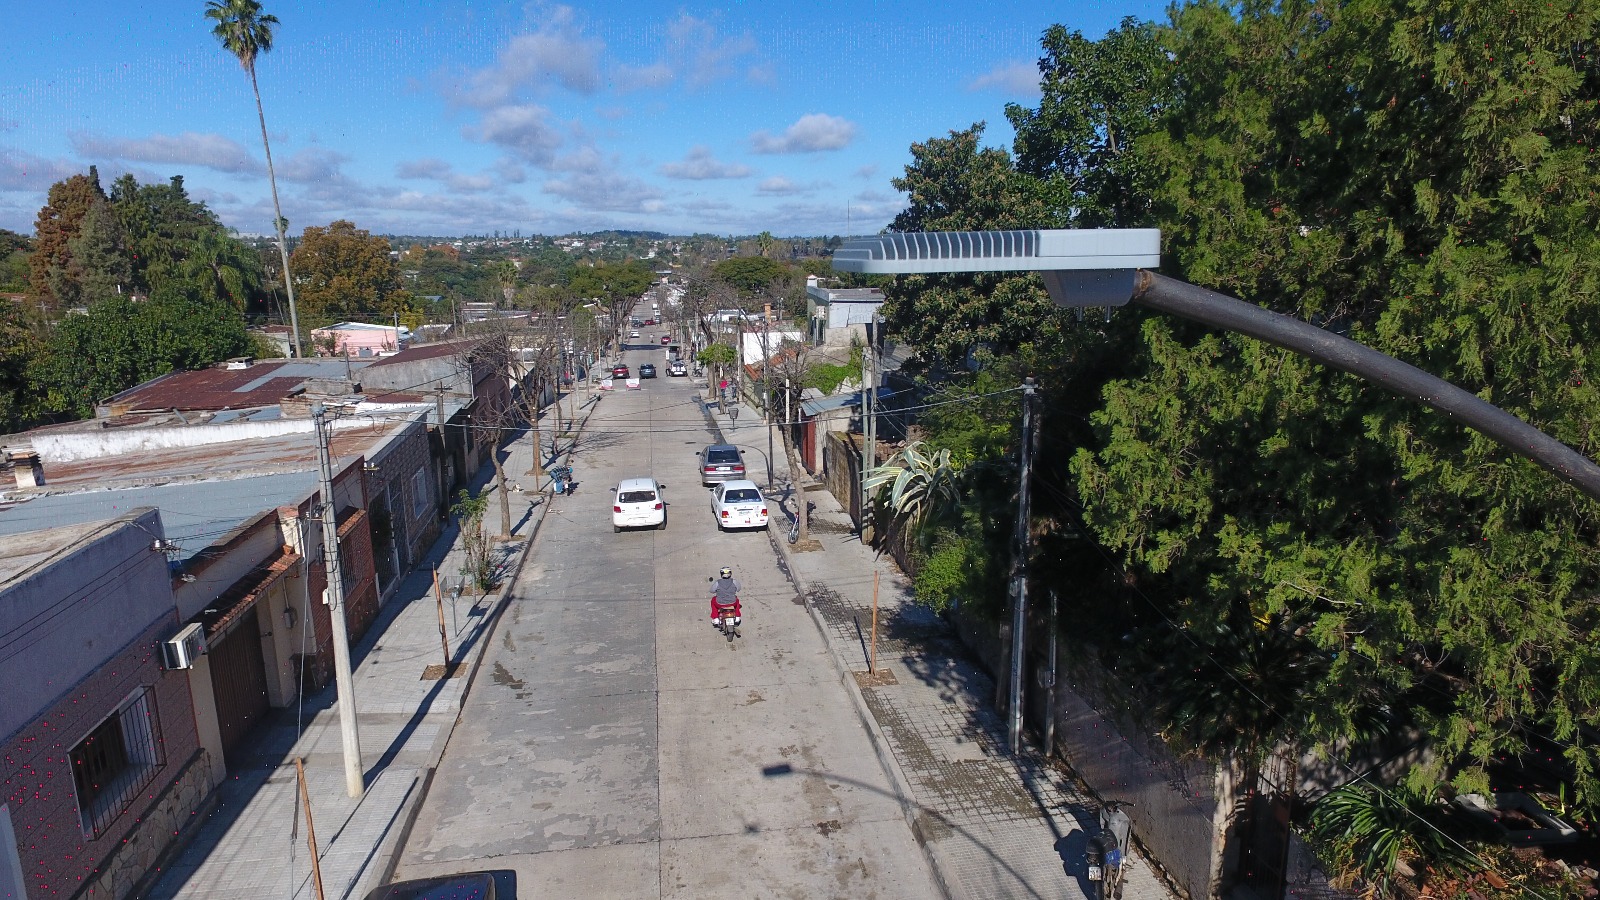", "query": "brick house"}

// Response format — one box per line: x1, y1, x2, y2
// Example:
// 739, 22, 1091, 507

0, 510, 209, 900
